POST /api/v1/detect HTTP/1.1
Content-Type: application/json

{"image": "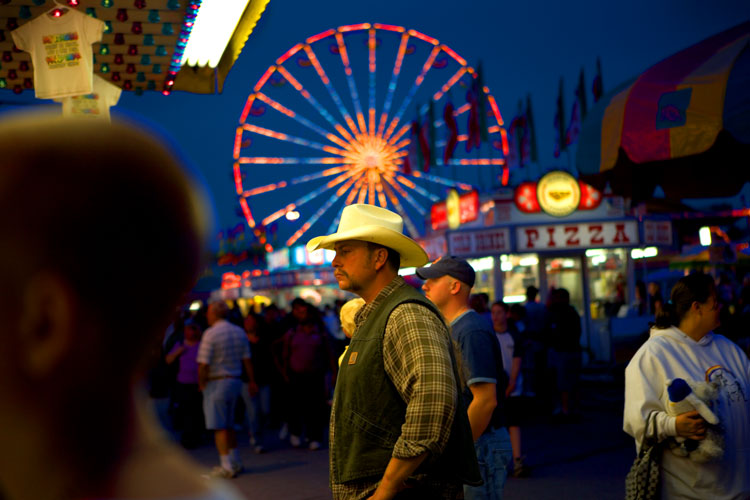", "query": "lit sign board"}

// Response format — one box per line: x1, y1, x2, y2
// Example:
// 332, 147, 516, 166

431, 190, 480, 230
291, 245, 334, 267
447, 228, 511, 257
643, 220, 673, 246
266, 247, 290, 271
536, 170, 581, 217
516, 221, 639, 250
